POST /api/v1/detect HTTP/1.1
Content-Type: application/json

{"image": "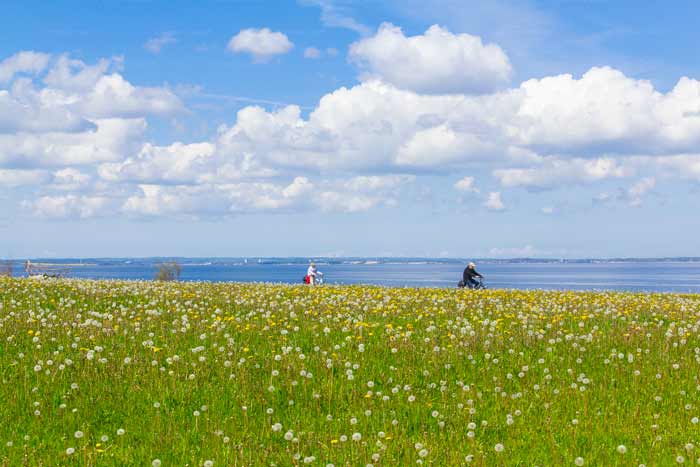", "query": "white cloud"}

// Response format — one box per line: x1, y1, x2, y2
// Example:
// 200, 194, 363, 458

121, 177, 313, 218
8, 37, 700, 222
51, 168, 91, 191
0, 54, 181, 170
342, 175, 415, 193
144, 32, 176, 54
454, 176, 479, 193
0, 118, 147, 168
314, 191, 381, 212
625, 177, 656, 207
541, 206, 555, 215
494, 157, 632, 189
80, 74, 183, 118
510, 67, 700, 155
115, 173, 412, 219
44, 55, 116, 92
349, 23, 511, 94
484, 191, 505, 211
0, 51, 50, 83
653, 155, 700, 182
395, 124, 500, 167
0, 169, 50, 187
227, 28, 293, 62
23, 195, 110, 219
99, 142, 216, 184
302, 0, 371, 35
314, 174, 415, 212
304, 47, 322, 59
